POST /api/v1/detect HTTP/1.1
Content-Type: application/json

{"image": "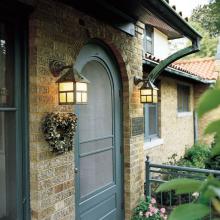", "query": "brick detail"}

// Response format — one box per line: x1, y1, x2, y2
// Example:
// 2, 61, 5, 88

29, 0, 144, 220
